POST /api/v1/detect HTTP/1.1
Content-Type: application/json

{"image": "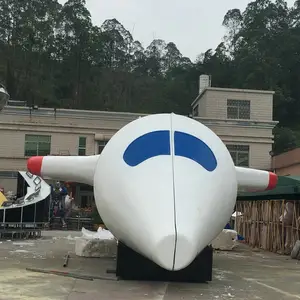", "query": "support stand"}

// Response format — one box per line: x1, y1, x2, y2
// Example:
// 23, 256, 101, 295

116, 242, 213, 283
